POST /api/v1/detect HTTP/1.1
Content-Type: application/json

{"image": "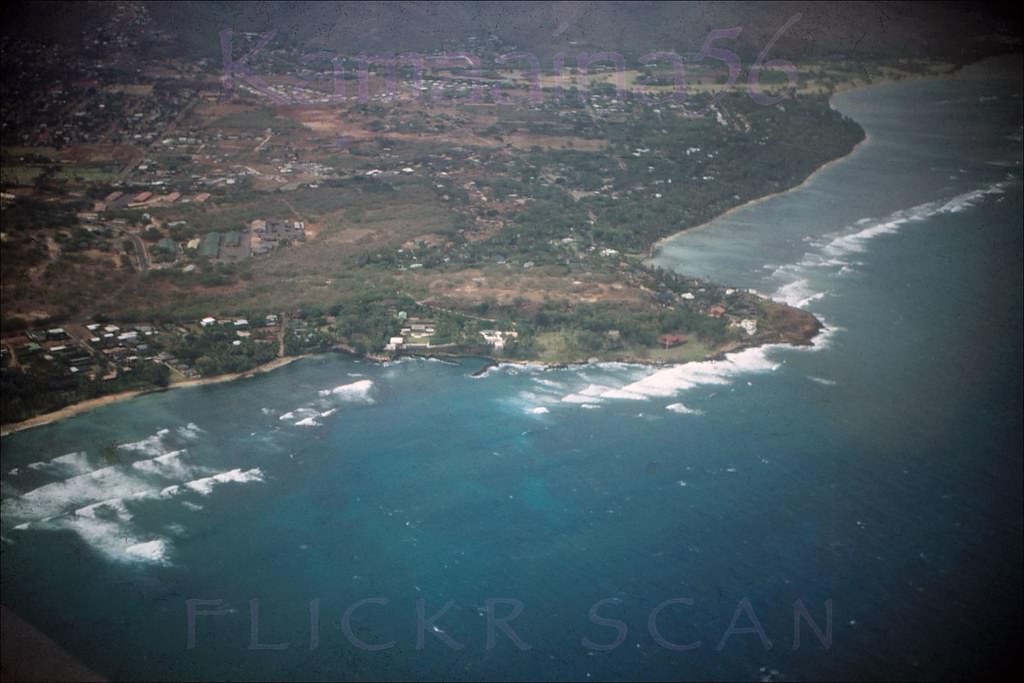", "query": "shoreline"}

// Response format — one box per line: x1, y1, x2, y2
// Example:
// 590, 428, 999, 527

651, 133, 870, 254
650, 66, 962, 256
0, 355, 305, 437
3, 70, 947, 439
